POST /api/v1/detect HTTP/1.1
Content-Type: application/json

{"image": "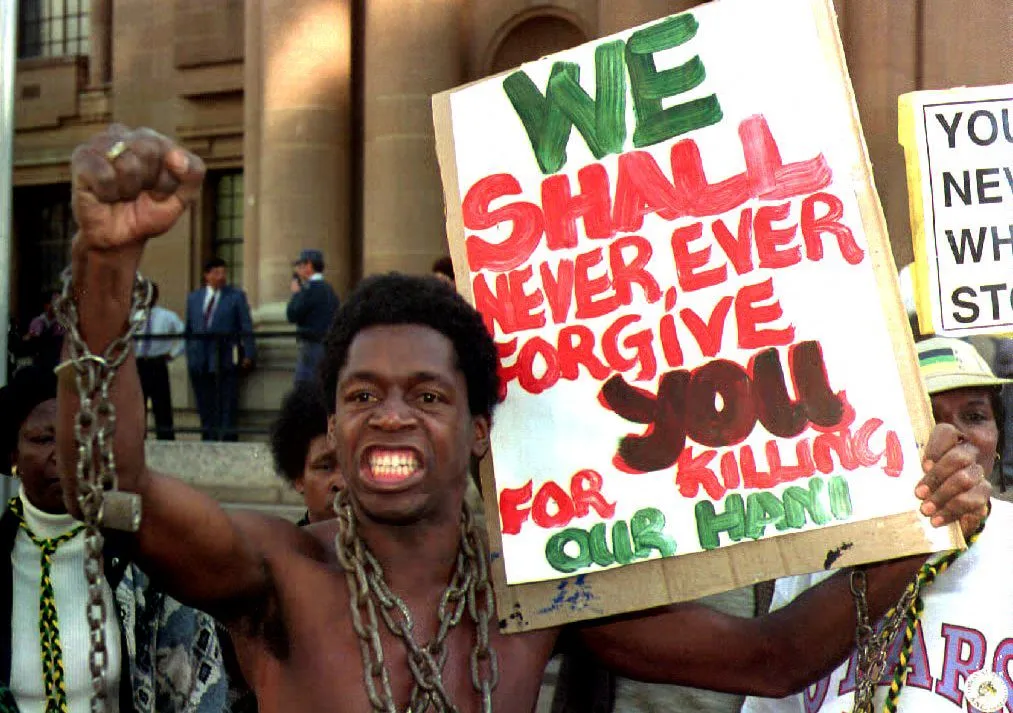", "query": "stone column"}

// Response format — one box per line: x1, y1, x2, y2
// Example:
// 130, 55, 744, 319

361, 0, 464, 276
242, 0, 352, 408
242, 0, 263, 306
88, 0, 111, 86
244, 0, 352, 310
